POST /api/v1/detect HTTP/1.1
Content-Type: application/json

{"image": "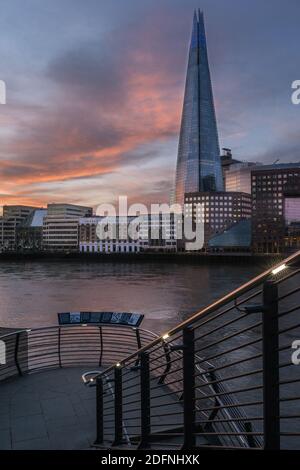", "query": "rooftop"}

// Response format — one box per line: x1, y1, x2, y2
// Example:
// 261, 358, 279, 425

252, 162, 300, 172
